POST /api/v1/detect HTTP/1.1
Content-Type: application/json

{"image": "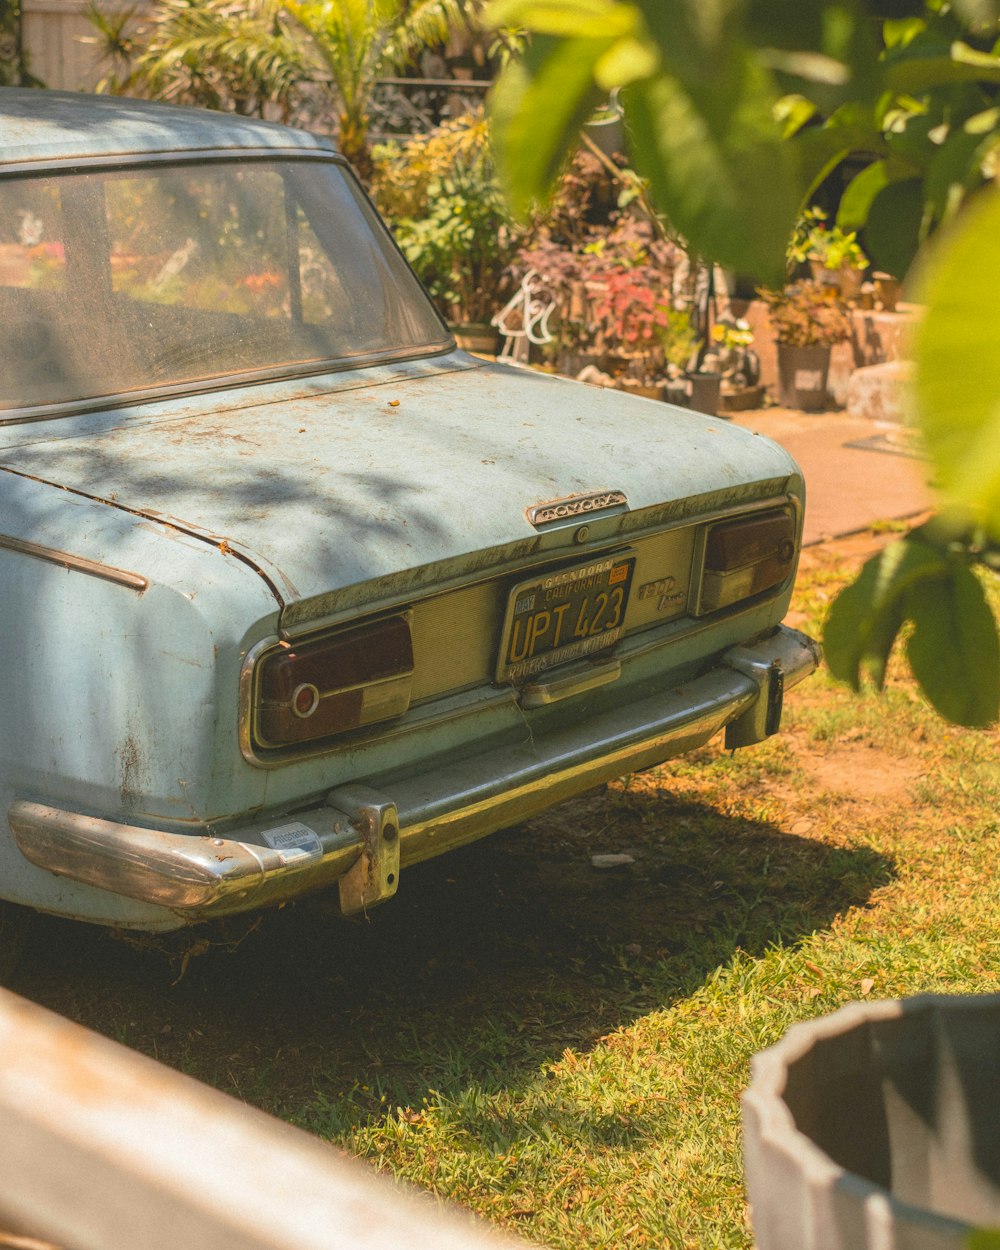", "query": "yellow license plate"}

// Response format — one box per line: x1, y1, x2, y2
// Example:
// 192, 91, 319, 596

496, 553, 636, 684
